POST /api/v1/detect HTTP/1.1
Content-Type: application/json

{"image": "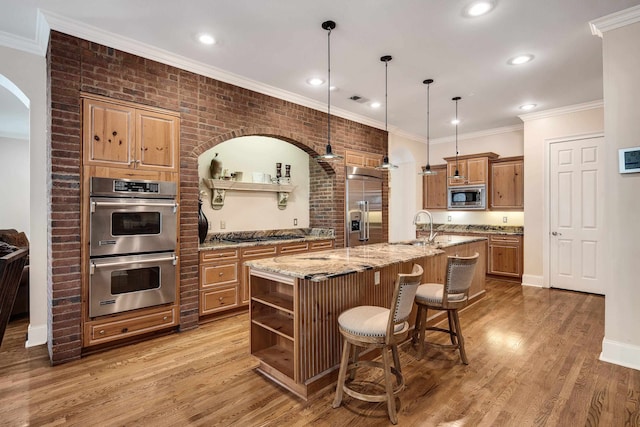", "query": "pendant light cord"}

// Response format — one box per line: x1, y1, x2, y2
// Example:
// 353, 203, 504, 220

426, 82, 430, 165
327, 26, 331, 147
